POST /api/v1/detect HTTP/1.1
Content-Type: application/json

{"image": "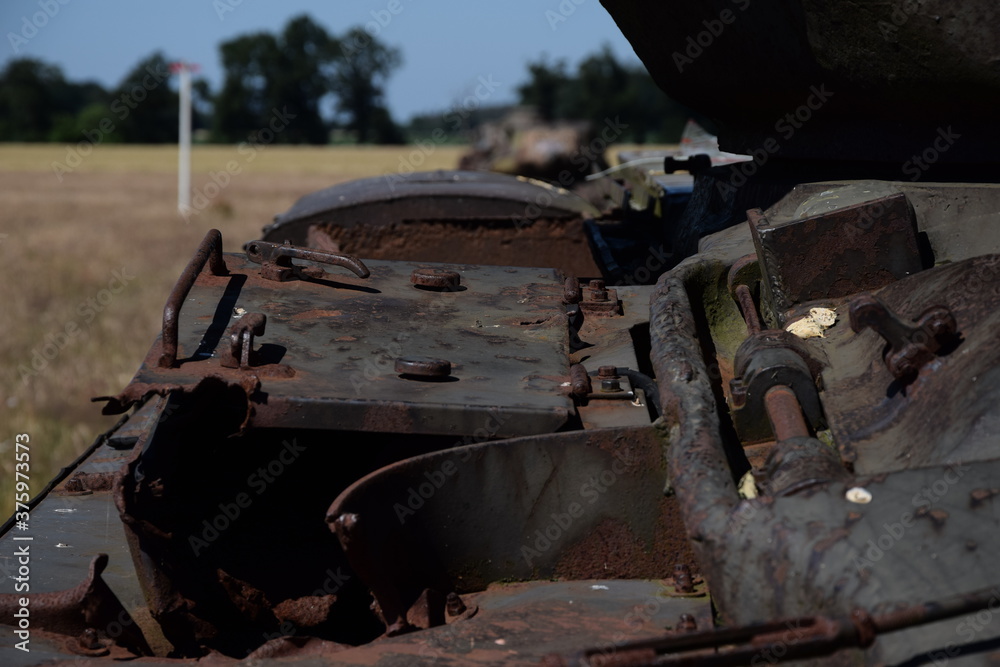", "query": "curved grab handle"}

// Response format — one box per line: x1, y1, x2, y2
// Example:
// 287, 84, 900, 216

159, 229, 228, 368
245, 240, 370, 281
